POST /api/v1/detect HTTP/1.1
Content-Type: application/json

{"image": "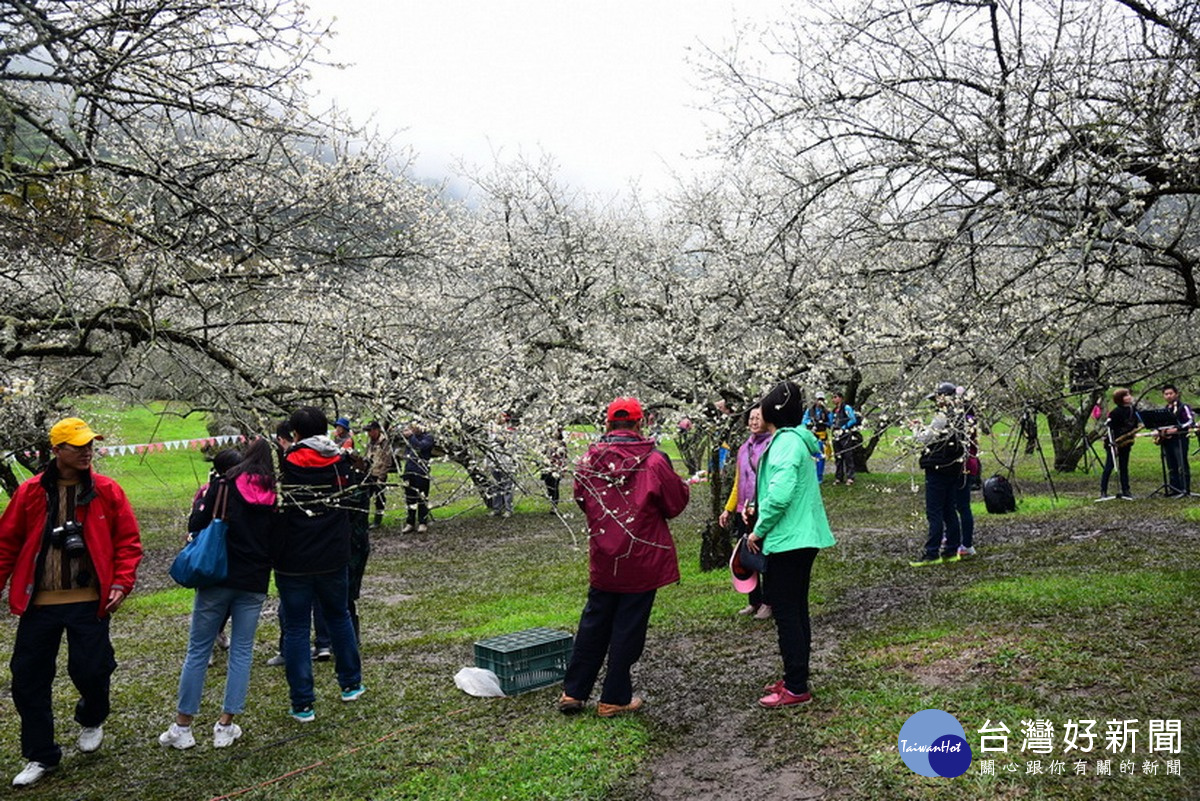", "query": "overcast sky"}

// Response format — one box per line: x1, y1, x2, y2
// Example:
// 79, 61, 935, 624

302, 1, 758, 197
